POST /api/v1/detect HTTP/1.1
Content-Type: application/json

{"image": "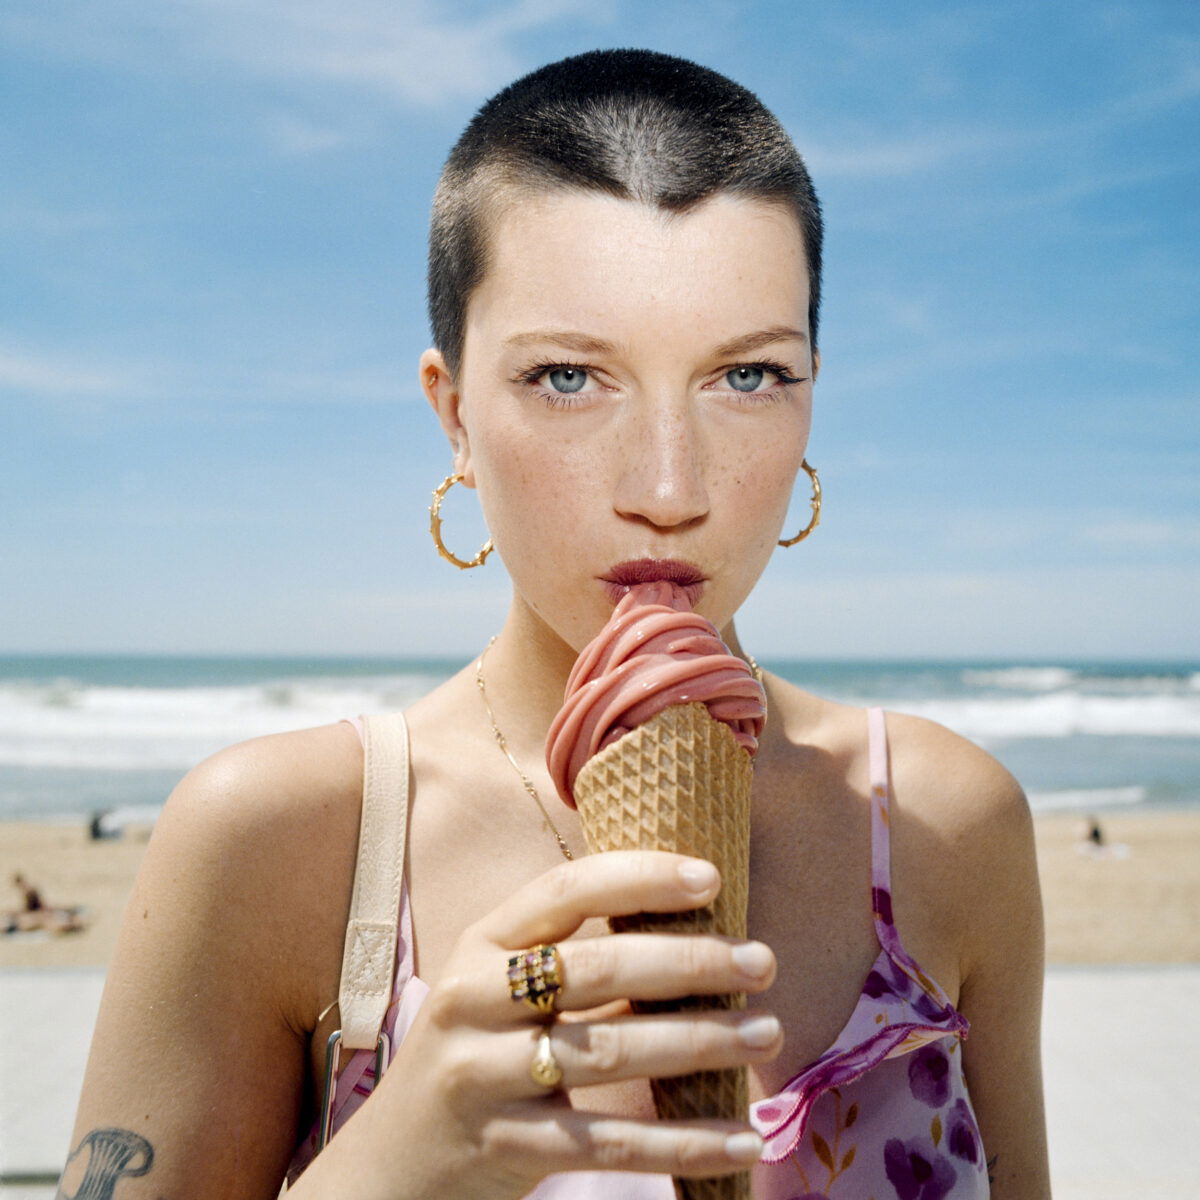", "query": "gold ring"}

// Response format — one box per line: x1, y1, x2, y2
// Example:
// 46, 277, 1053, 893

529, 1027, 563, 1089
507, 943, 563, 1016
